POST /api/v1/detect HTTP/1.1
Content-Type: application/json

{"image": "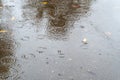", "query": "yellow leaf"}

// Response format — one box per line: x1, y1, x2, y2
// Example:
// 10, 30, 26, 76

41, 1, 48, 5
0, 30, 7, 33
